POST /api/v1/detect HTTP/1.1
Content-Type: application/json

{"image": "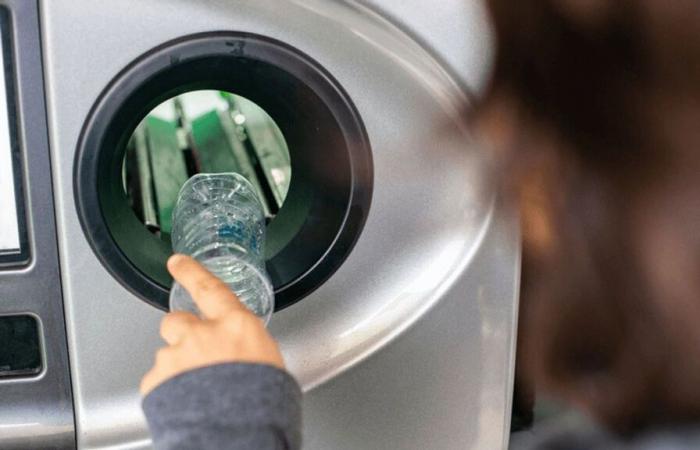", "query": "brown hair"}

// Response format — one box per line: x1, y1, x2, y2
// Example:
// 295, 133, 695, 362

475, 0, 700, 432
